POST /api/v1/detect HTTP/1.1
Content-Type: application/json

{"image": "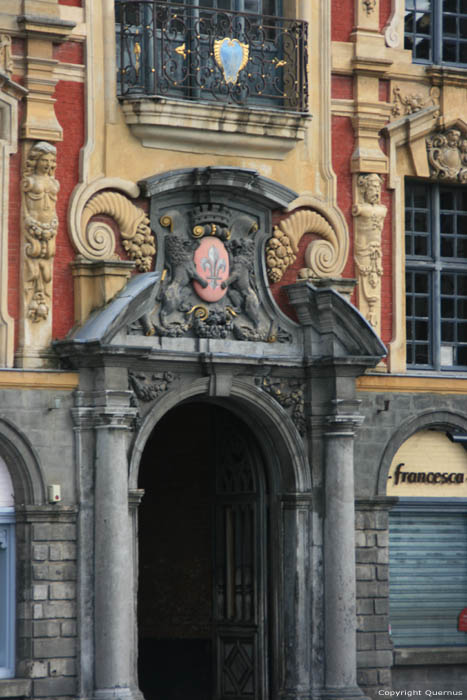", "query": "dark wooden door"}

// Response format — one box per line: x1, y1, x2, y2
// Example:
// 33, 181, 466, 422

213, 412, 267, 700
